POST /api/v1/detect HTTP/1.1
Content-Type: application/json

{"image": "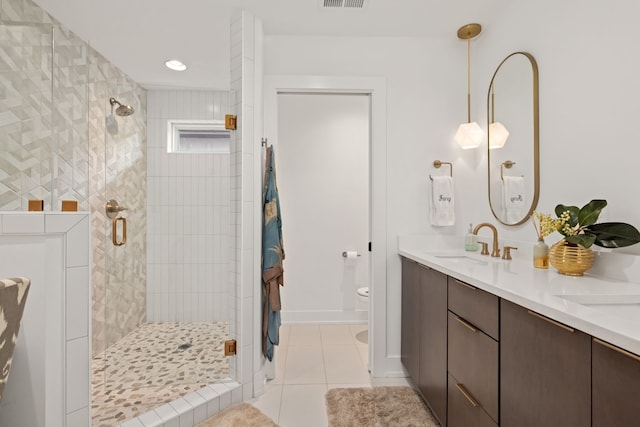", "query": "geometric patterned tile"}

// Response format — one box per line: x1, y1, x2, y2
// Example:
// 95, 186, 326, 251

2, 0, 147, 355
